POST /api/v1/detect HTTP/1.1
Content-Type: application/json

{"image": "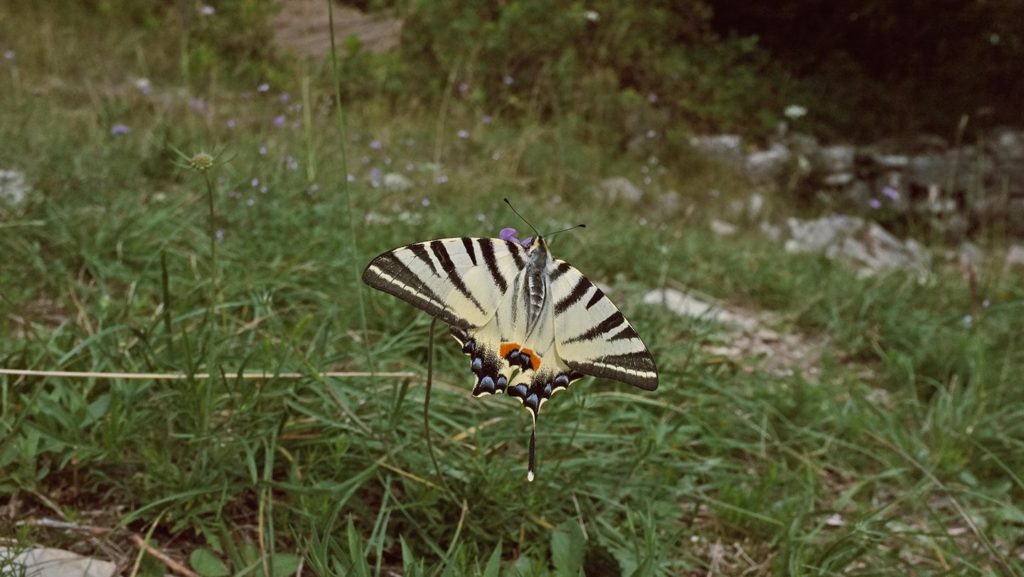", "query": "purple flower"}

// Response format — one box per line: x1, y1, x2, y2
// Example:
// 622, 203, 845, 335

257, 82, 270, 93
504, 75, 514, 86
285, 156, 299, 171
482, 115, 493, 125
251, 177, 260, 187
647, 93, 658, 104
3, 50, 14, 61
421, 197, 431, 207
881, 186, 901, 201
200, 5, 215, 16
226, 118, 237, 129
273, 115, 286, 128
215, 229, 224, 241
868, 198, 881, 209
646, 129, 657, 139
259, 144, 268, 155
369, 139, 382, 150
369, 167, 382, 186
458, 82, 470, 94
110, 123, 130, 135
457, 129, 469, 139
404, 163, 414, 172
982, 298, 991, 308
189, 97, 206, 112
347, 173, 355, 182
499, 227, 533, 247
279, 92, 290, 104
436, 174, 448, 184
